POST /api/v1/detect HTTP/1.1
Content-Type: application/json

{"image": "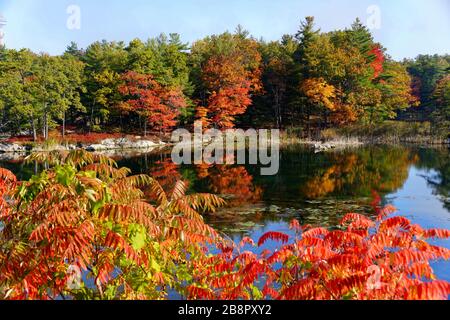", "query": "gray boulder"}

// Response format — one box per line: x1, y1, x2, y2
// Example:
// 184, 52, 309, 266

314, 142, 336, 153
0, 143, 27, 153
84, 138, 162, 152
